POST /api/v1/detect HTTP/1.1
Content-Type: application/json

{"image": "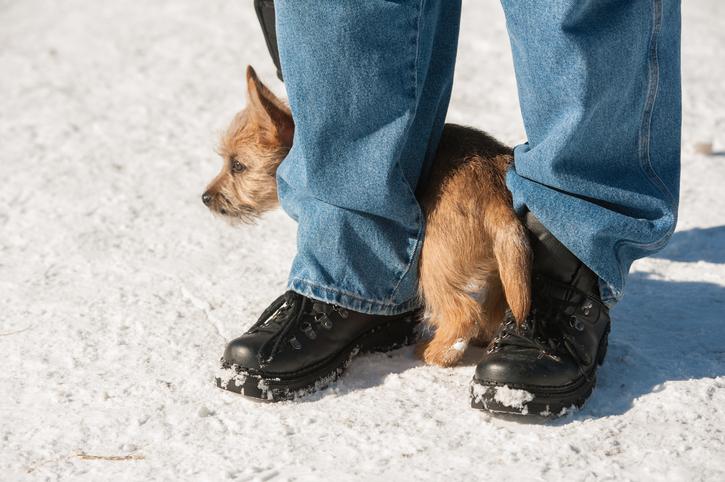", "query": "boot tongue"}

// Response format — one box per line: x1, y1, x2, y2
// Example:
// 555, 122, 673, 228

525, 212, 600, 296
